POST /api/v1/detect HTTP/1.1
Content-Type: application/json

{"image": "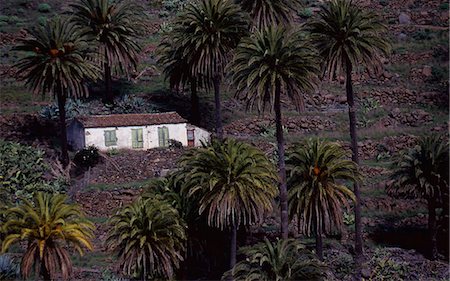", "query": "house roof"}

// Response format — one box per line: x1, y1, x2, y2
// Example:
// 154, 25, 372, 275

75, 112, 187, 128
